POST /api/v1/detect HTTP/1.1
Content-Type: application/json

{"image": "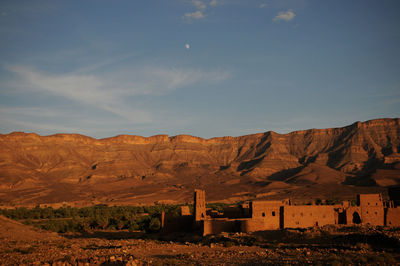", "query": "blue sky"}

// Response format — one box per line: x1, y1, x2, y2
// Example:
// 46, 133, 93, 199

0, 0, 399, 138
